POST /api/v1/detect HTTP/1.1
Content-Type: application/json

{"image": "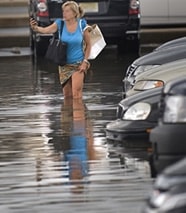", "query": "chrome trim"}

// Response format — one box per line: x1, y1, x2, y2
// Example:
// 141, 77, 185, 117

126, 30, 139, 34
